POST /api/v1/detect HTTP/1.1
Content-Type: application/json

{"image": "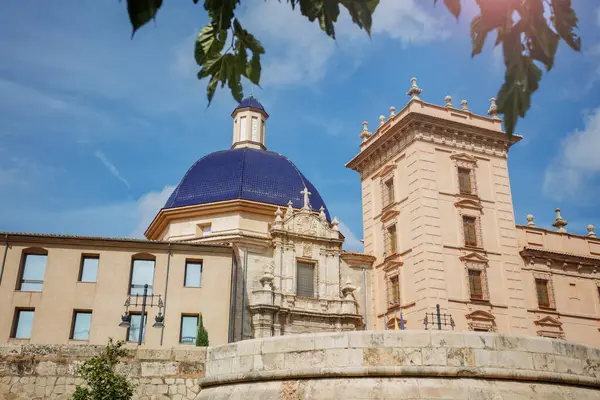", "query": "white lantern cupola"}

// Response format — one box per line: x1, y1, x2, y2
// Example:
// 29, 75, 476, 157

231, 97, 269, 150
